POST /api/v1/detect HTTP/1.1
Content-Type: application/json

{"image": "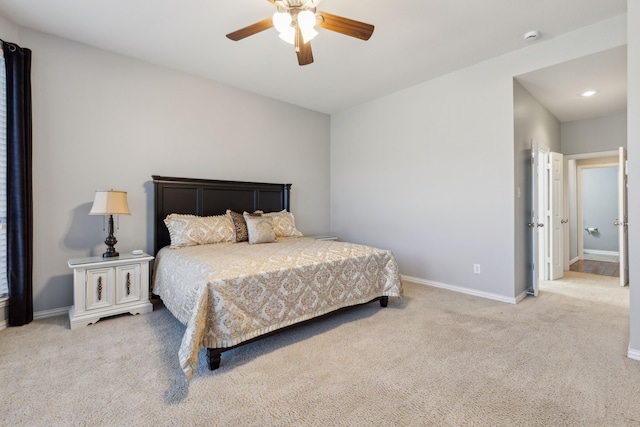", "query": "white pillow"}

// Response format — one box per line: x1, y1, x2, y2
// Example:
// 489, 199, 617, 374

164, 213, 236, 248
